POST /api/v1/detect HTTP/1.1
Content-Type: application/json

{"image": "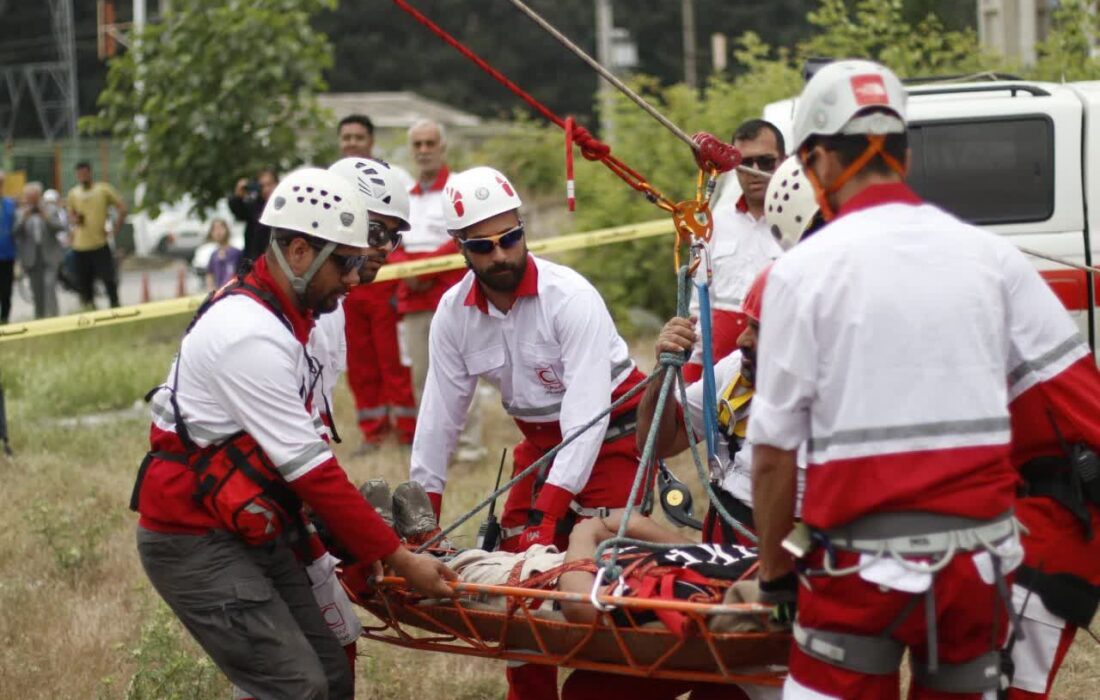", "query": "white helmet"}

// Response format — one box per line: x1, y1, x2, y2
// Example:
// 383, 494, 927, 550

327, 157, 411, 232
791, 59, 907, 152
43, 188, 60, 204
764, 156, 820, 249
443, 166, 522, 232
259, 167, 370, 297
260, 167, 370, 247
